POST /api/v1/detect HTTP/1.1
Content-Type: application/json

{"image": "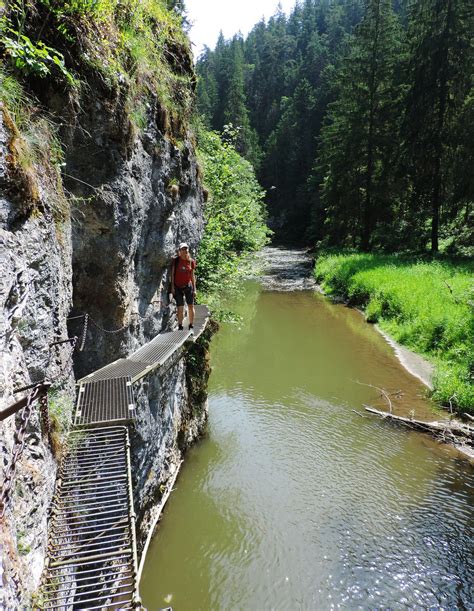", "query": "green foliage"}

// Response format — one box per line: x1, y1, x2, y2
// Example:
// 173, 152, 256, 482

0, 12, 76, 84
0, 67, 69, 219
402, 0, 473, 253
197, 0, 473, 251
48, 388, 74, 433
1, 0, 195, 133
197, 0, 367, 239
16, 529, 31, 556
197, 125, 271, 309
315, 0, 406, 250
315, 252, 474, 412
113, 0, 194, 124
0, 66, 26, 122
